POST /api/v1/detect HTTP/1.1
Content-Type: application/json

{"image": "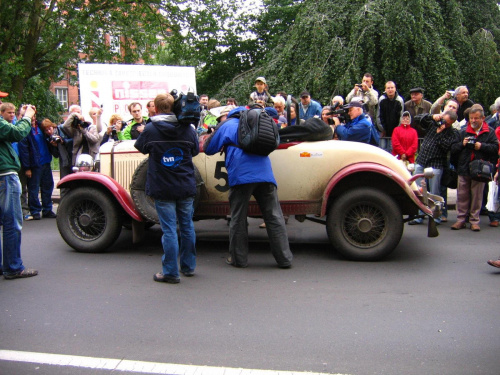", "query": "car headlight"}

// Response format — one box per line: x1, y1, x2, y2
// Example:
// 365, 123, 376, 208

72, 154, 94, 173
